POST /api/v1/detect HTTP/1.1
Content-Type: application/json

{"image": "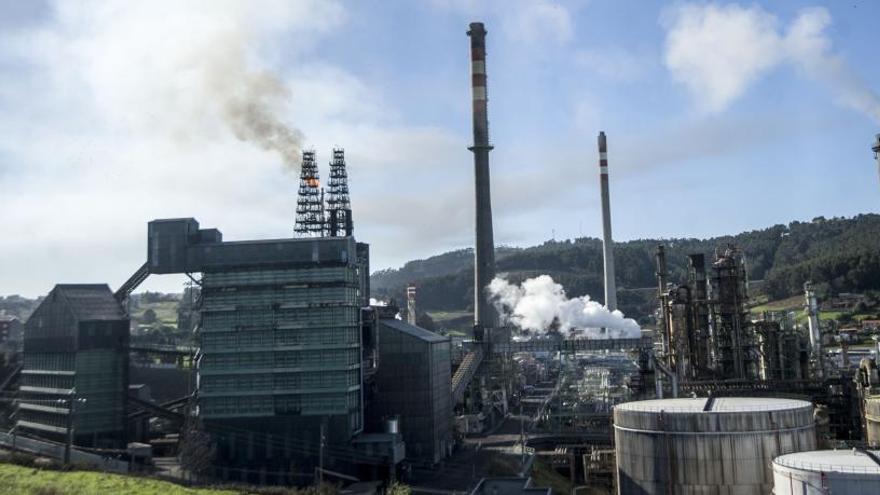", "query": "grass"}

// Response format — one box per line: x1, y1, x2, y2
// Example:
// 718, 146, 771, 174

426, 311, 473, 333
748, 295, 803, 314
528, 459, 574, 495
0, 463, 242, 495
